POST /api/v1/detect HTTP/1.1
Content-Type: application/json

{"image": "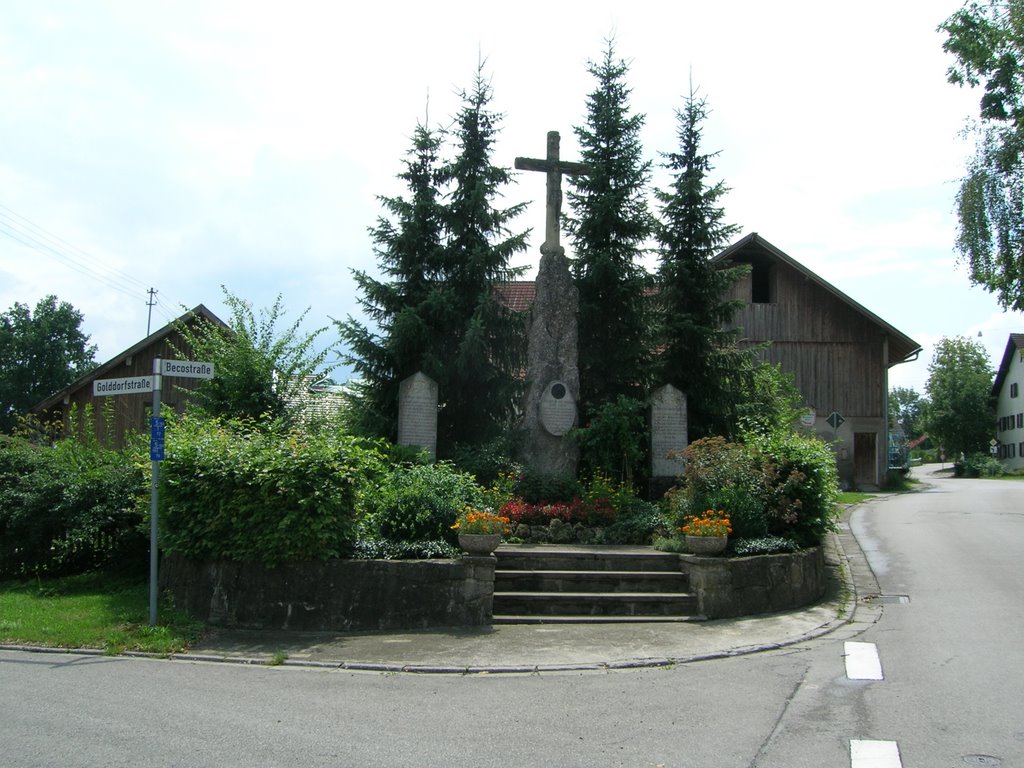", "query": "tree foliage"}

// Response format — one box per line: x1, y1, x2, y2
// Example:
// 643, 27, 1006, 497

941, 1, 1024, 309
567, 40, 654, 414
339, 66, 528, 452
0, 295, 97, 433
653, 87, 750, 437
178, 287, 336, 424
923, 336, 995, 456
889, 386, 927, 440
